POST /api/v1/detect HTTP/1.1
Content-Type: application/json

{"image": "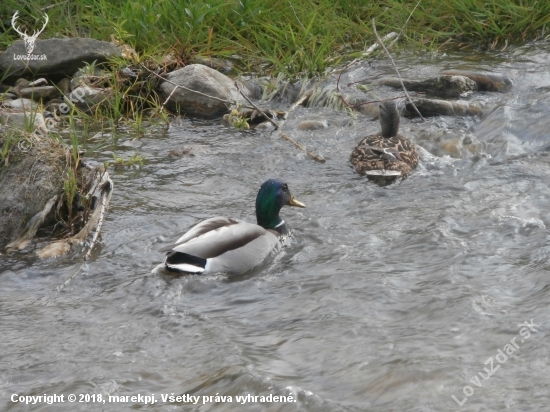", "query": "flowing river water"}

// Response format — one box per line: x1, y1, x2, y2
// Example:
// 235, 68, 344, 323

2, 41, 550, 411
